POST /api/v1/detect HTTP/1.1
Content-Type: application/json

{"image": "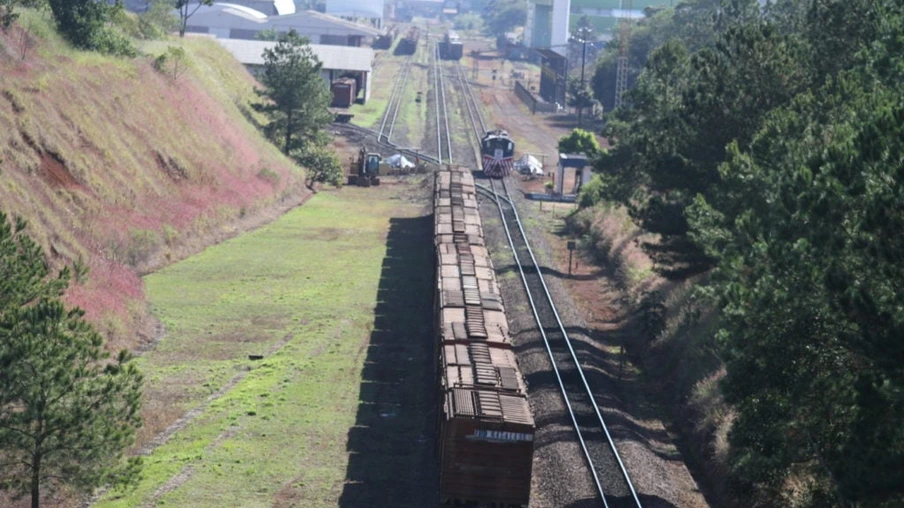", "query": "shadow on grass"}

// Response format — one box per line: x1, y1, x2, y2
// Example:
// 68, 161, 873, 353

338, 215, 439, 507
